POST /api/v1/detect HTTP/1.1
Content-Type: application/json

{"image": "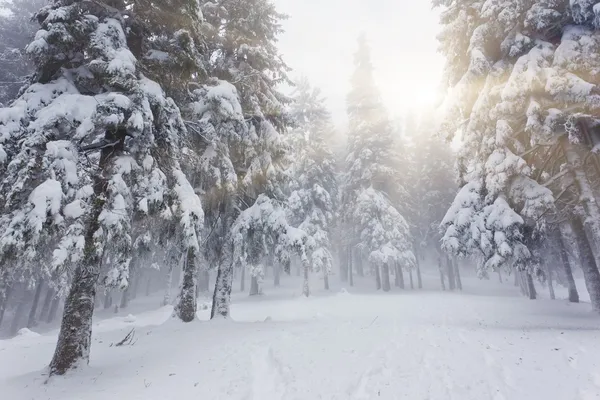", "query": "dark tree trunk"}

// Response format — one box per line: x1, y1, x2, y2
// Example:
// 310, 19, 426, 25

396, 263, 405, 289
176, 248, 198, 322
0, 283, 14, 328
249, 276, 259, 296
526, 272, 536, 300
547, 263, 556, 300
274, 264, 280, 287
211, 261, 234, 319
47, 296, 60, 323
240, 266, 245, 292
27, 280, 44, 328
415, 248, 423, 289
163, 263, 175, 306
518, 271, 527, 296
374, 265, 382, 290
446, 256, 455, 291
324, 272, 329, 290
145, 276, 152, 296
355, 248, 364, 277
497, 270, 503, 283
302, 263, 310, 297
556, 228, 579, 303
439, 258, 446, 291
381, 263, 391, 292
9, 289, 29, 336
131, 268, 141, 300
571, 217, 600, 312
453, 258, 462, 290
409, 269, 414, 289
